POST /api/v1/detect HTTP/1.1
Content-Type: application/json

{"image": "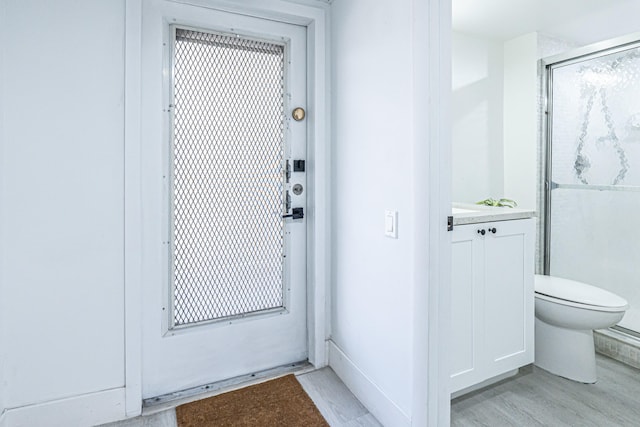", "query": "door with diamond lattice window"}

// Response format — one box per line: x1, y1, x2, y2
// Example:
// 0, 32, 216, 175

140, 2, 307, 399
